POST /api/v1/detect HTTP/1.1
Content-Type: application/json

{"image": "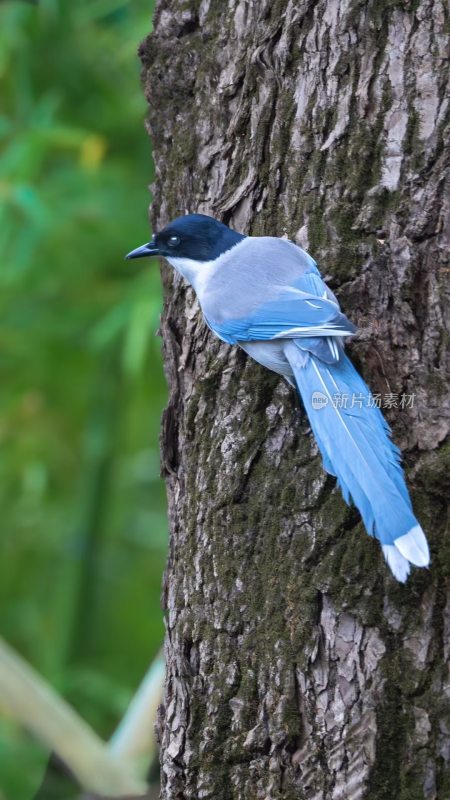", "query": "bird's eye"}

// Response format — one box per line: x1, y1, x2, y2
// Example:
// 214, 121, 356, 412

168, 235, 180, 248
